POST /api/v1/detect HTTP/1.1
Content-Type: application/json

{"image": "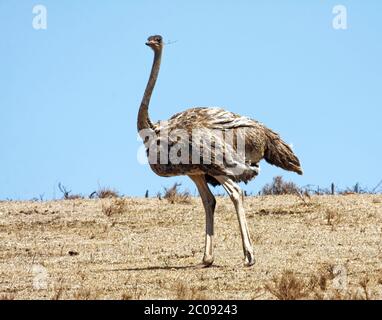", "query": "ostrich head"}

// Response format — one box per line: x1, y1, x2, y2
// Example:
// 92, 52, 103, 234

145, 35, 163, 51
